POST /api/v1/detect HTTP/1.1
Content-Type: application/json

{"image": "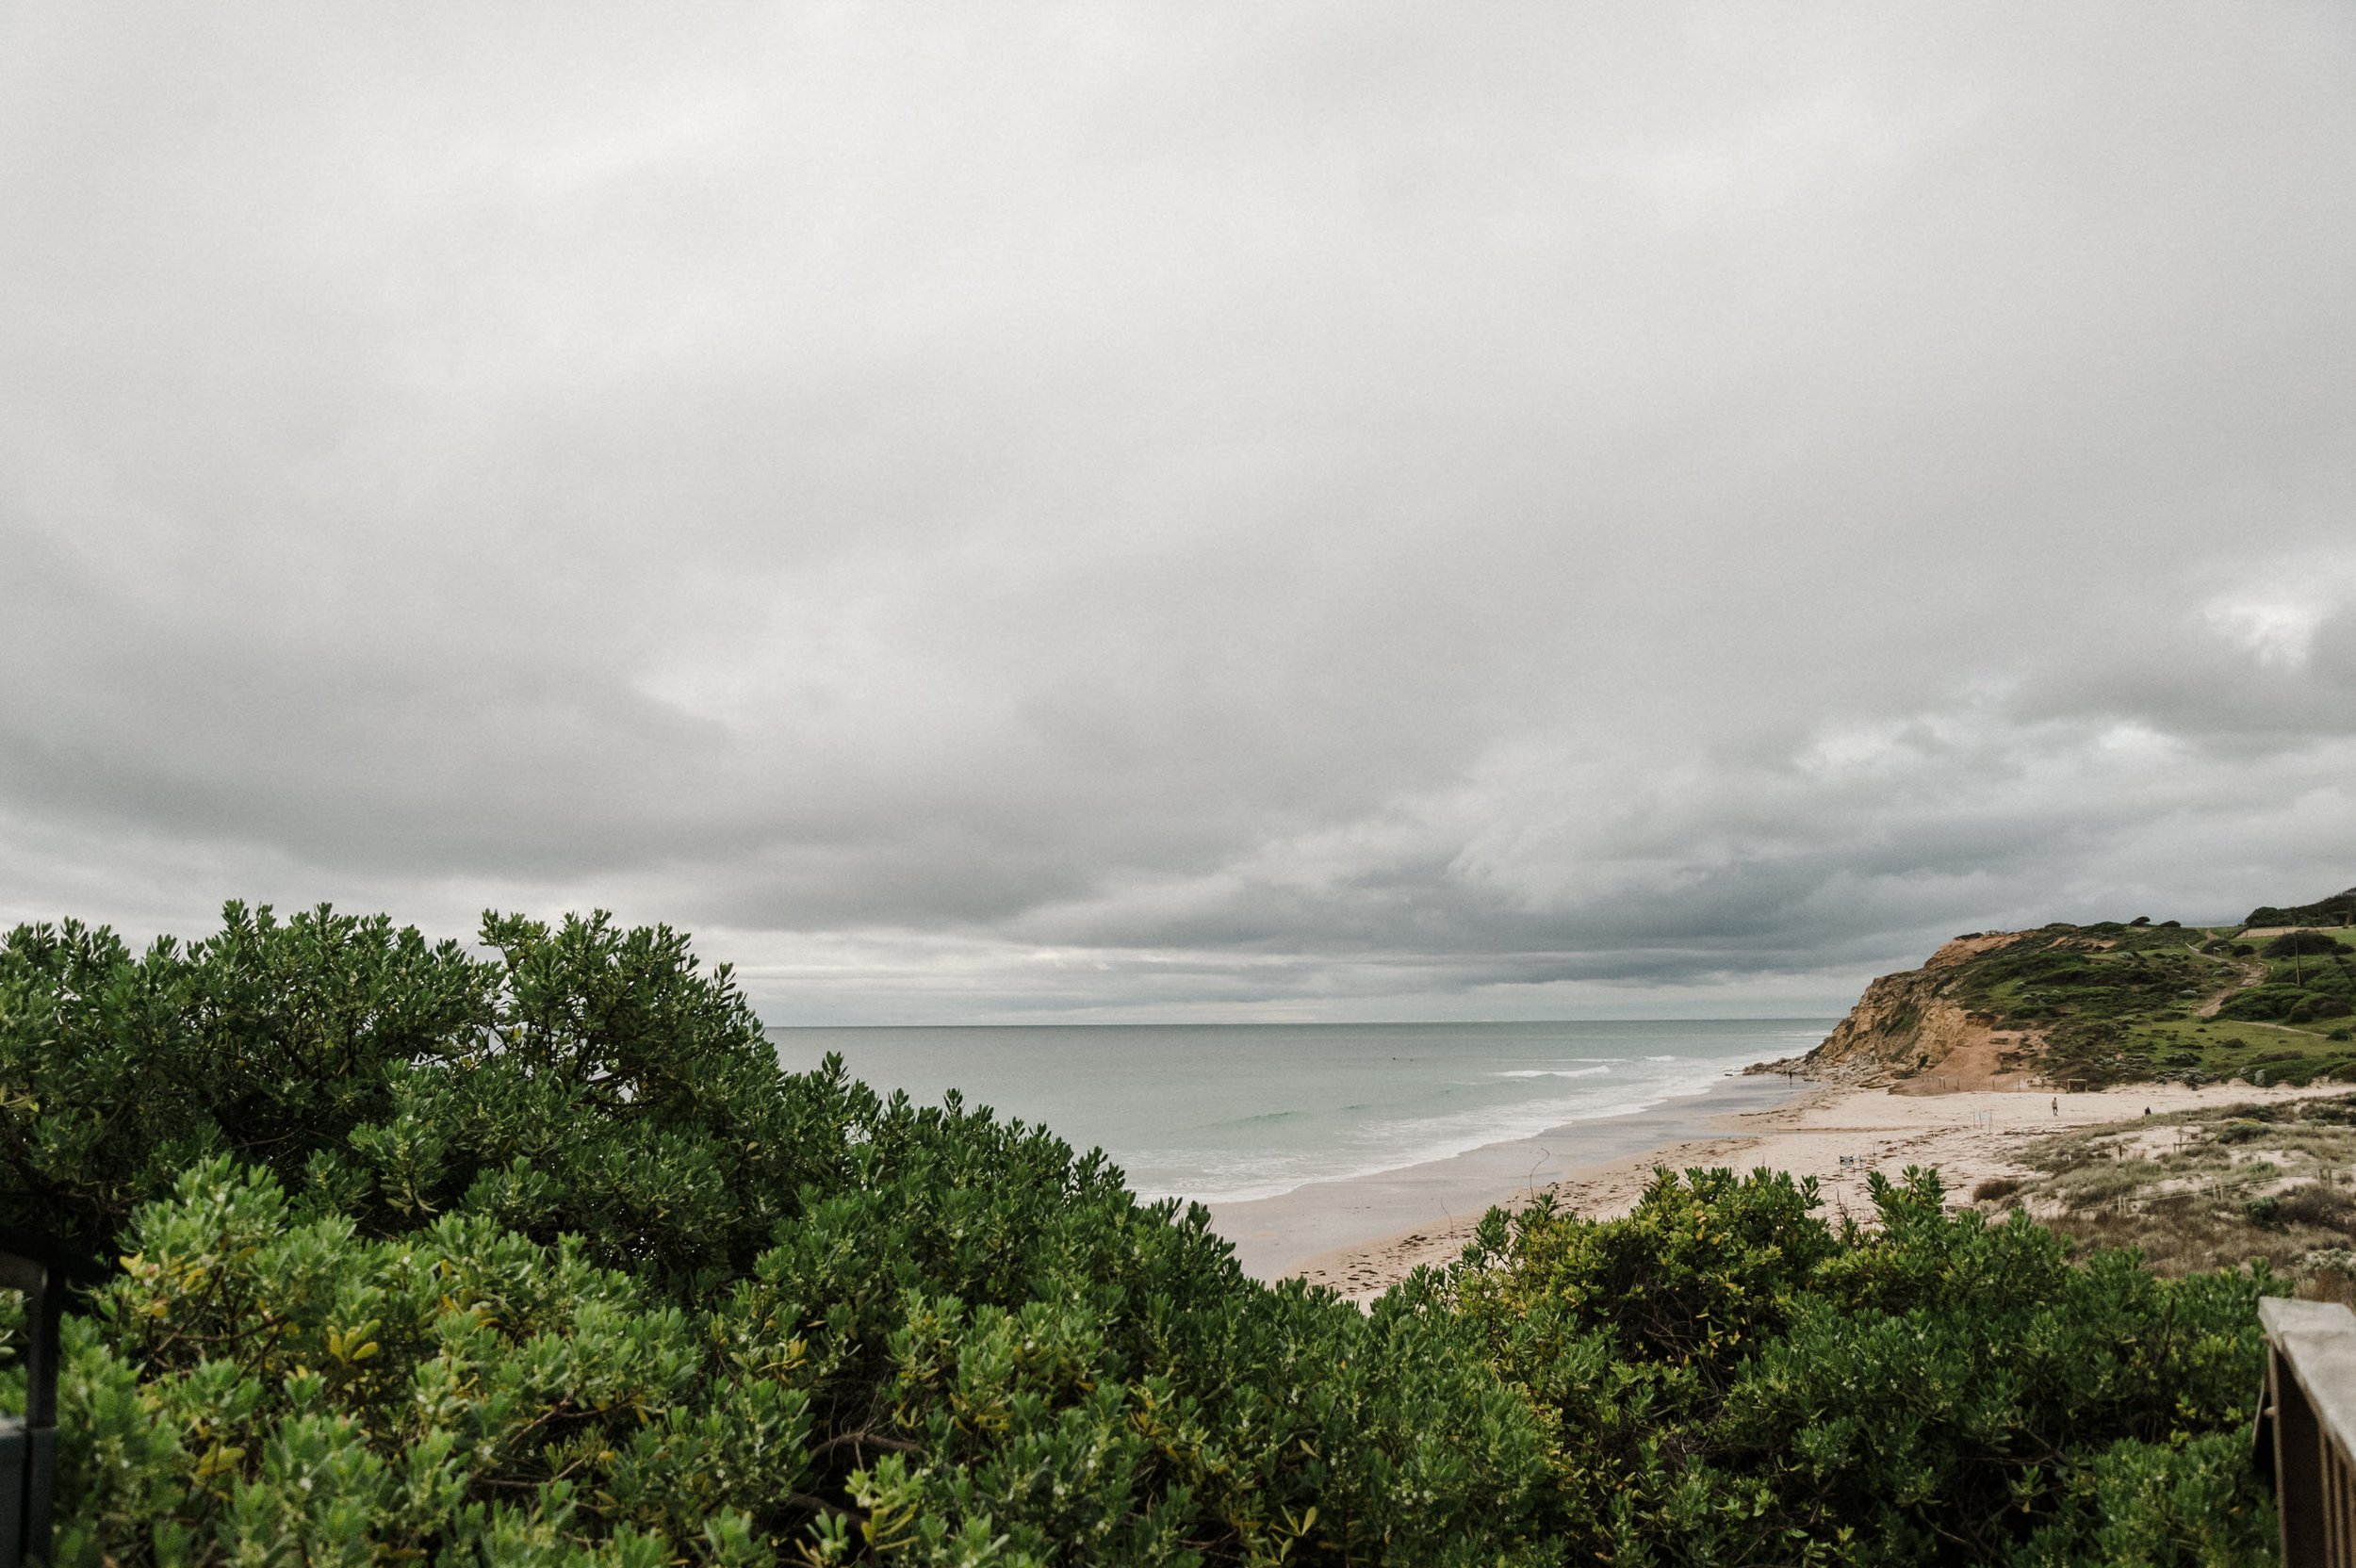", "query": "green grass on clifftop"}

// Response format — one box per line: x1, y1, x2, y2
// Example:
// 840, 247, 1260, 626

1930, 913, 2356, 1087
